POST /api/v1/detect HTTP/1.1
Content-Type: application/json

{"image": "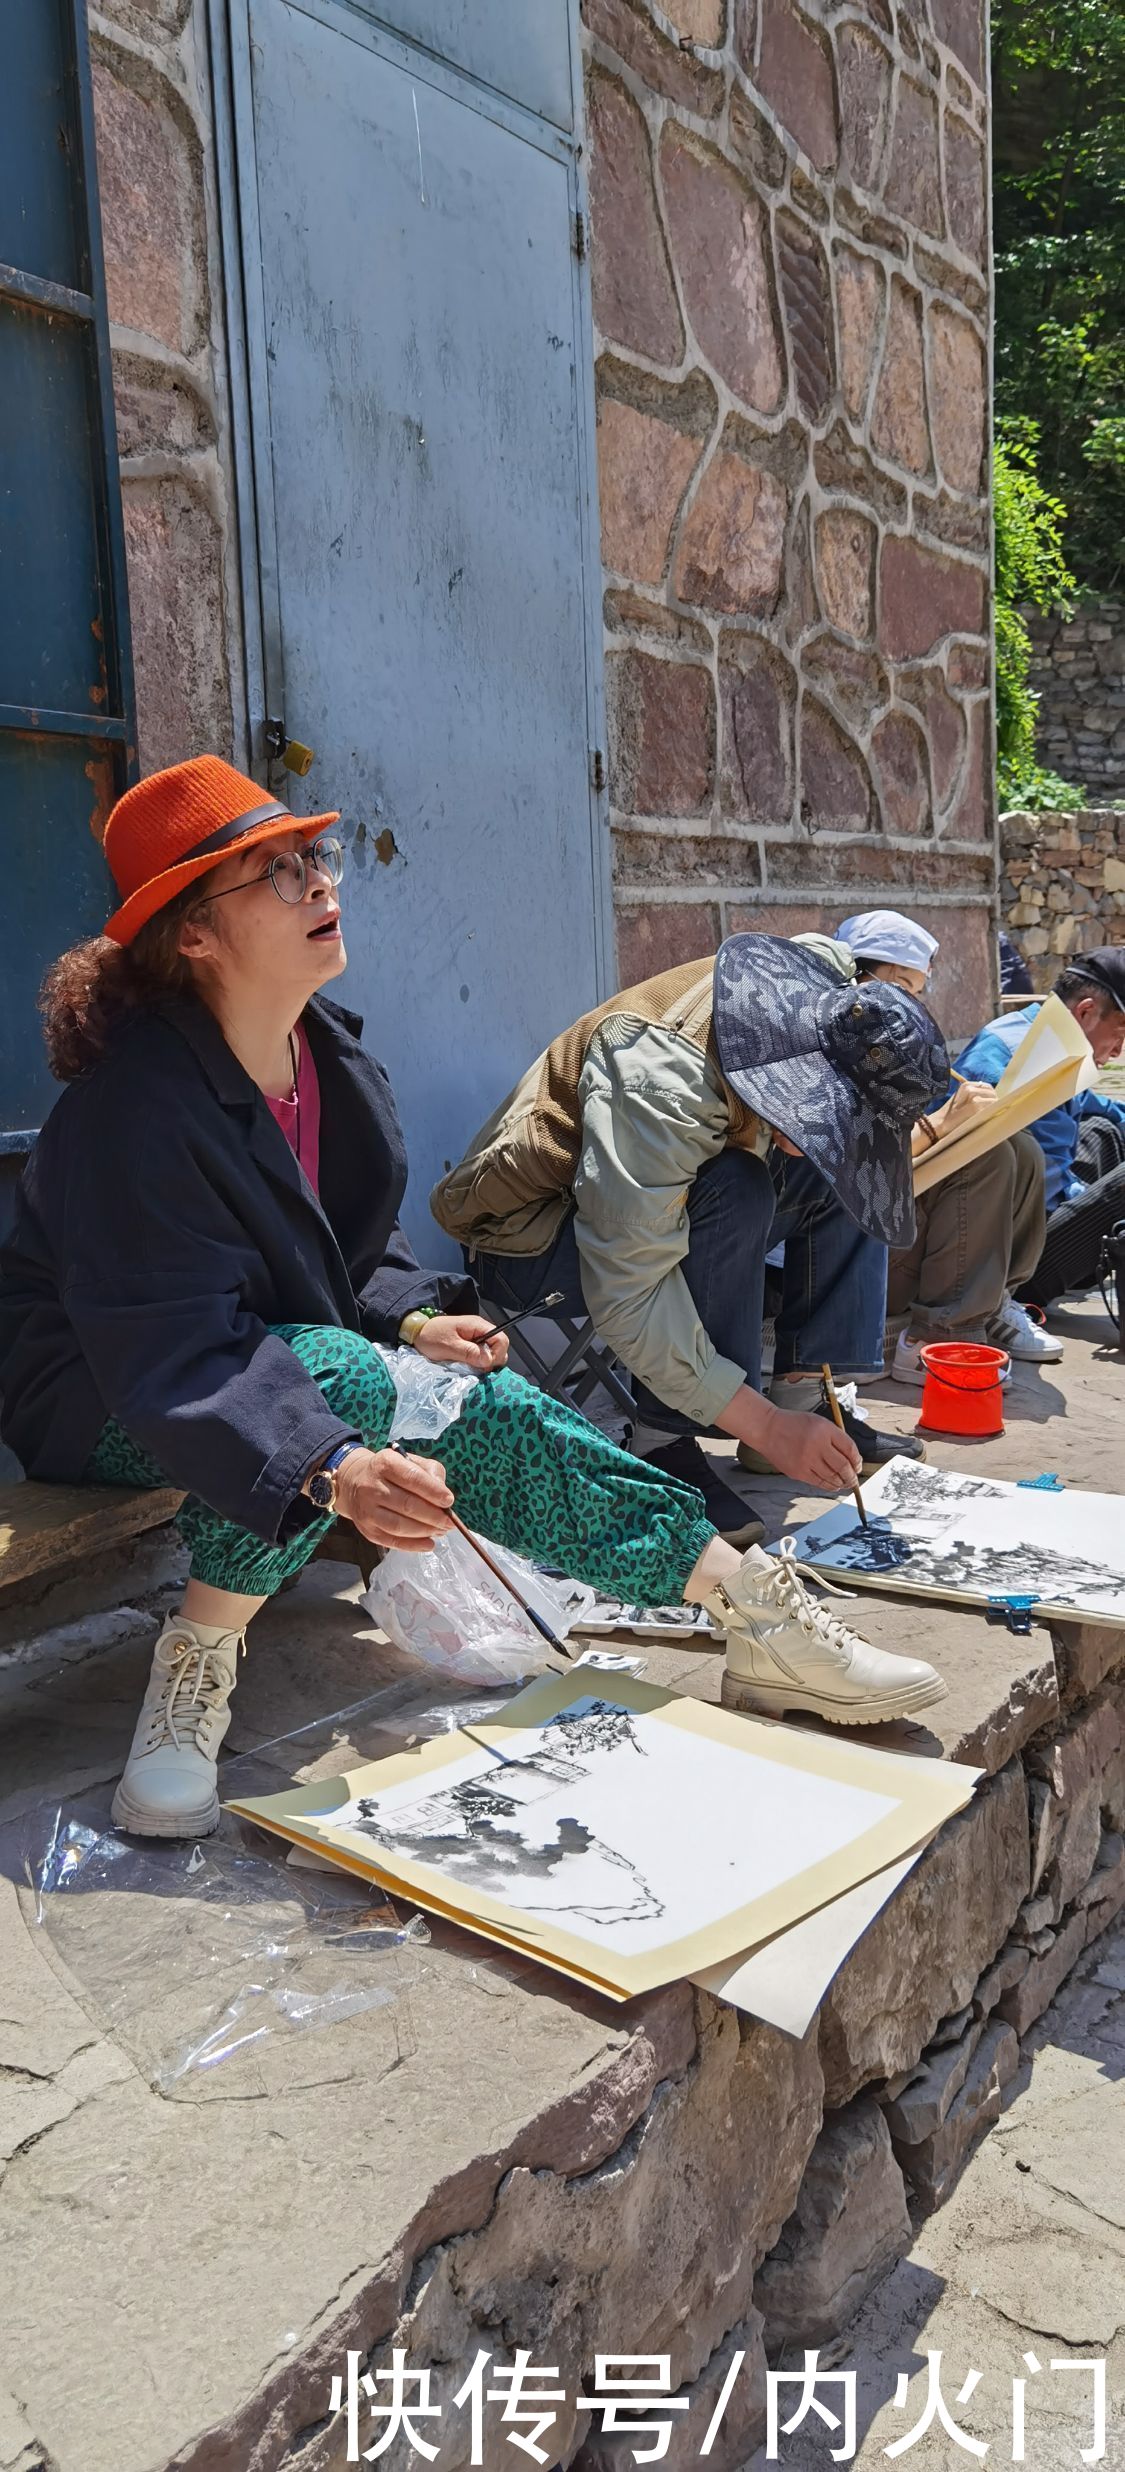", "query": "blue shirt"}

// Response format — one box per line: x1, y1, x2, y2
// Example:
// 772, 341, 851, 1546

955, 1001, 1125, 1211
